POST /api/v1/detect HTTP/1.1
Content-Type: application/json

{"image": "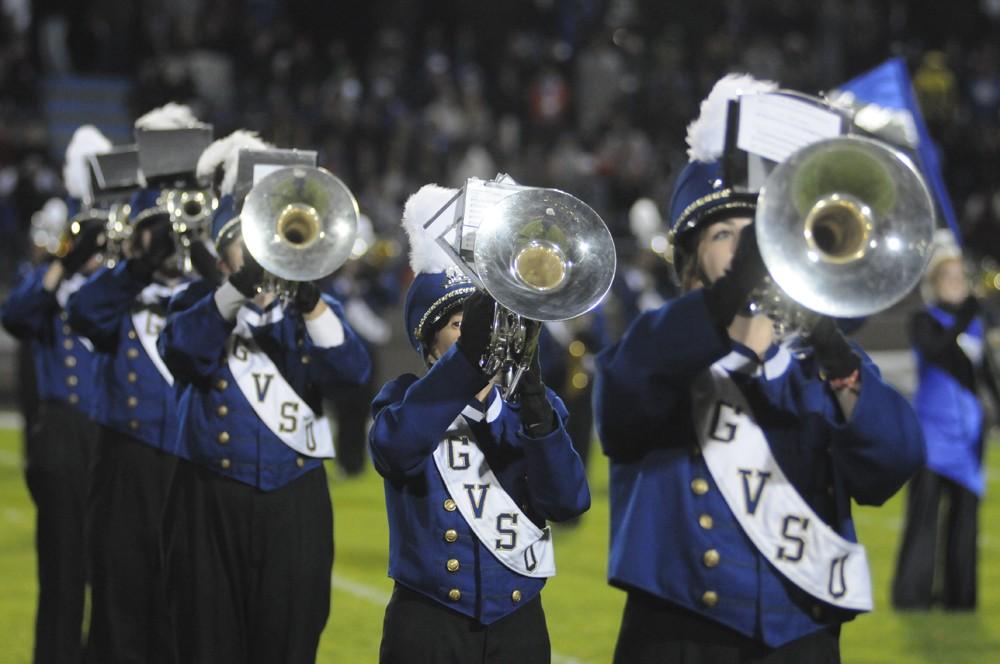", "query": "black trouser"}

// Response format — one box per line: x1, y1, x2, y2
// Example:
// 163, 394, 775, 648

892, 467, 979, 609
613, 590, 841, 664
326, 379, 375, 476
25, 400, 97, 664
163, 461, 333, 664
379, 583, 551, 664
85, 427, 177, 664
